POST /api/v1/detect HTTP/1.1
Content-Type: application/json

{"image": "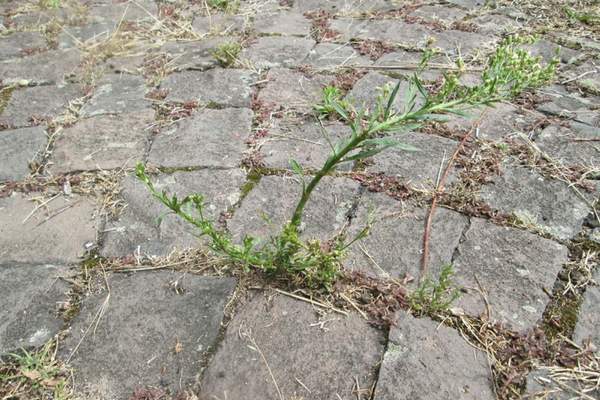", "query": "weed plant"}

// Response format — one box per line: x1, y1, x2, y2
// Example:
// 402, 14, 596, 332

137, 35, 558, 290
